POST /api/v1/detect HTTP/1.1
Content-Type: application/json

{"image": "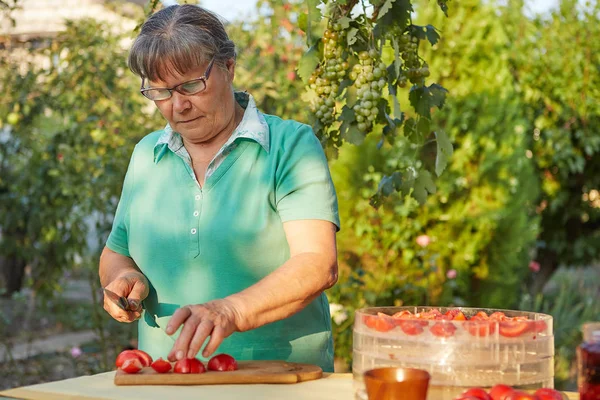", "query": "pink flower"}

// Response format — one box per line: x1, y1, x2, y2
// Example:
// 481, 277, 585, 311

446, 269, 457, 279
70, 346, 82, 358
416, 235, 431, 247
529, 261, 541, 273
